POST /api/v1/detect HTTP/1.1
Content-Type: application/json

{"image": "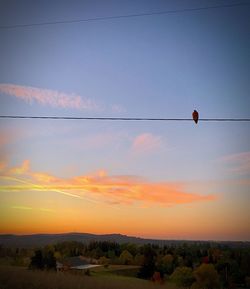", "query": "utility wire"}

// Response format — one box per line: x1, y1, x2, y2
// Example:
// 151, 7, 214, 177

0, 2, 249, 29
0, 116, 249, 122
